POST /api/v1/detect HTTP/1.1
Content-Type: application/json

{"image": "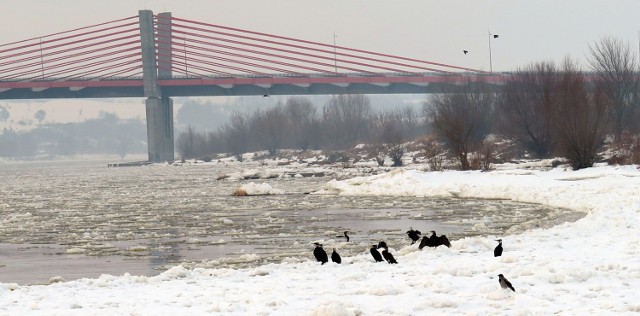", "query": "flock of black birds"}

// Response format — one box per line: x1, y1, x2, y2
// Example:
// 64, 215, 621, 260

312, 228, 515, 292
